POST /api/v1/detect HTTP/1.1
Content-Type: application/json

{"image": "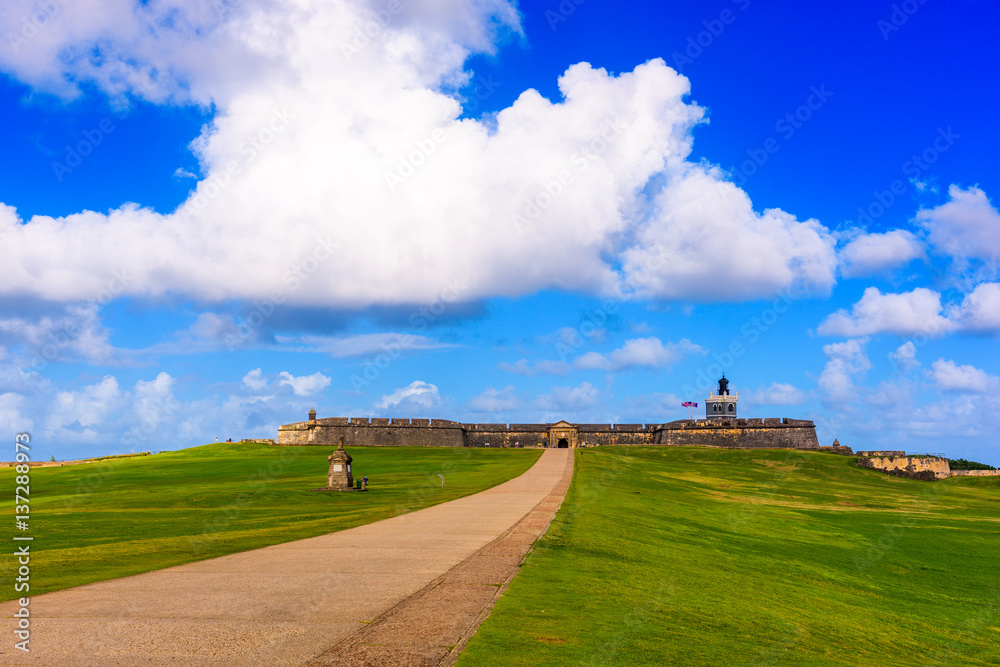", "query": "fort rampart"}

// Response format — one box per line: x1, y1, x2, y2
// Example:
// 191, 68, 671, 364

655, 418, 819, 449
857, 455, 1000, 480
276, 415, 821, 450
856, 455, 951, 481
